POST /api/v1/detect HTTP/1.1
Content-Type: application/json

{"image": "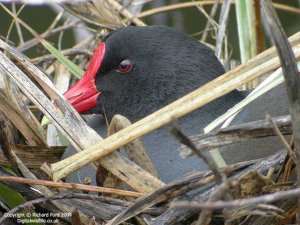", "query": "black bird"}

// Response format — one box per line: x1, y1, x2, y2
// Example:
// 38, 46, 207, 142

63, 25, 288, 183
